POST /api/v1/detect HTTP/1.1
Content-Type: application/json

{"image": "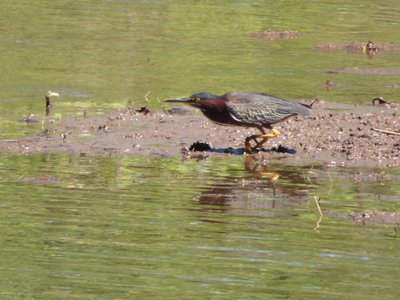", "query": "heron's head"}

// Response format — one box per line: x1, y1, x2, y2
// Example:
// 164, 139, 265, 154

164, 92, 223, 109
